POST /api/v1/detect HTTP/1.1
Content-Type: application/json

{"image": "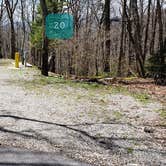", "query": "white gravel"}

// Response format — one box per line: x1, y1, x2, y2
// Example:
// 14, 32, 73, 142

0, 60, 165, 166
